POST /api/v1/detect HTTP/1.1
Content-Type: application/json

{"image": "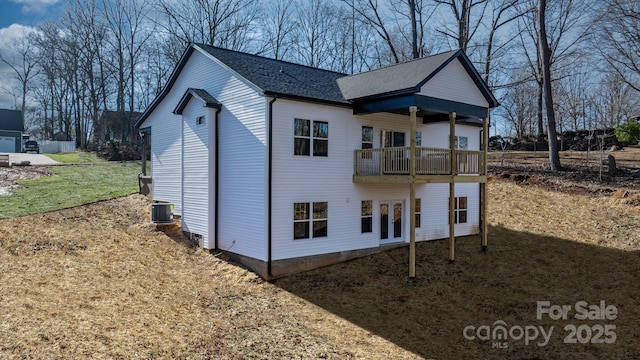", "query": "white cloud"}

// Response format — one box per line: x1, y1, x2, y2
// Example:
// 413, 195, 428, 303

0, 24, 38, 47
10, 0, 59, 14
